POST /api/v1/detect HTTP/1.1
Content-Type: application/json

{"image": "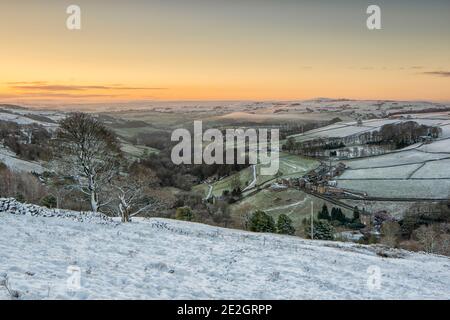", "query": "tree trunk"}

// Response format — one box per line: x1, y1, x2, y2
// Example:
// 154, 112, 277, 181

90, 191, 98, 212
89, 175, 98, 212
122, 209, 131, 223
